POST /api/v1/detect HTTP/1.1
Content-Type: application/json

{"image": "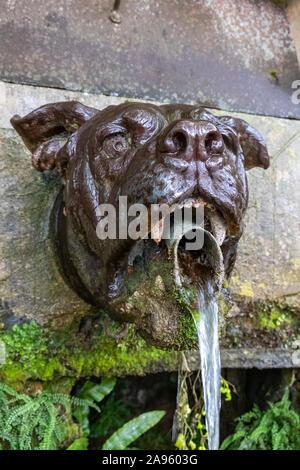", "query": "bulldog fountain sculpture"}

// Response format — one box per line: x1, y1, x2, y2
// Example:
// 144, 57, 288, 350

11, 101, 269, 350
